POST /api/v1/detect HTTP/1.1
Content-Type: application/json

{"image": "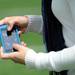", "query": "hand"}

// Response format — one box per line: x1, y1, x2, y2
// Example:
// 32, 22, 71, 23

0, 16, 29, 35
0, 42, 30, 64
